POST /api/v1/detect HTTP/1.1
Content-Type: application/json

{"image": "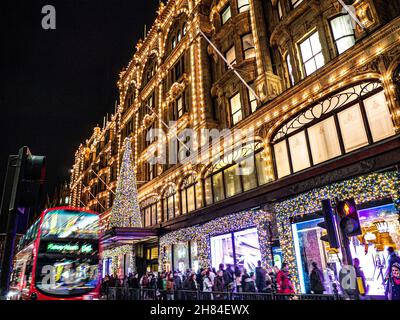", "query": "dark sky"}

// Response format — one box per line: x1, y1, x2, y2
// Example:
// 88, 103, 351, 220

0, 0, 159, 197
